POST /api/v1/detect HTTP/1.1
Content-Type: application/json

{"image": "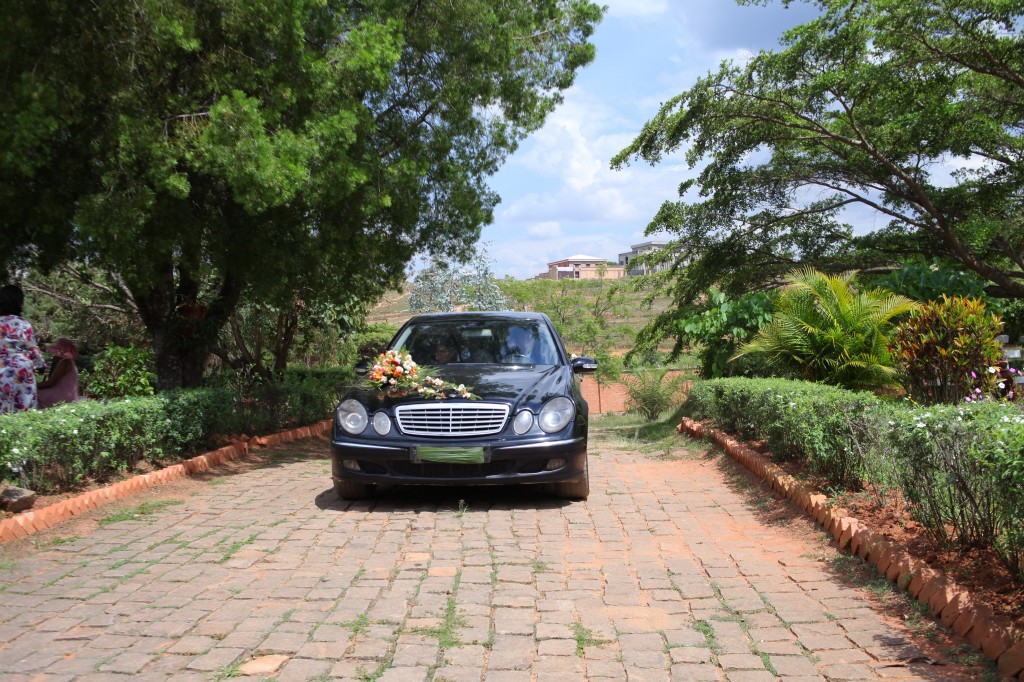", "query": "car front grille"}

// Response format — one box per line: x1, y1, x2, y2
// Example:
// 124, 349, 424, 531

394, 402, 510, 437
